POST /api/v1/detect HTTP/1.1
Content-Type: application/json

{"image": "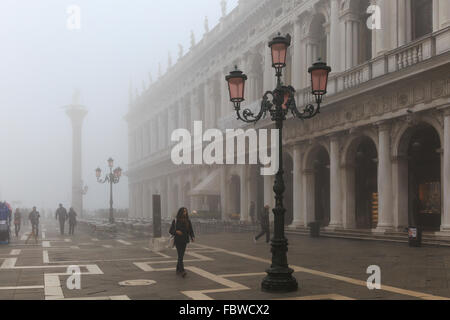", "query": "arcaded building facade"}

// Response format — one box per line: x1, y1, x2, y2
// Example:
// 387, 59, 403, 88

126, 0, 450, 233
